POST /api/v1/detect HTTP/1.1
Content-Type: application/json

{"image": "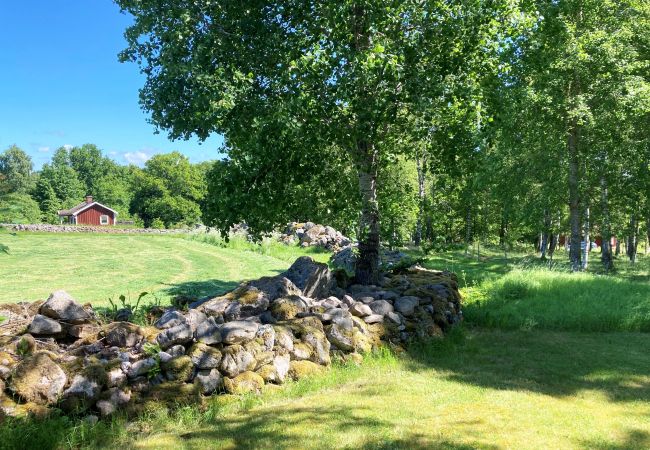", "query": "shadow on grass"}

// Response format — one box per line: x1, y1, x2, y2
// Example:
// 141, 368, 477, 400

175, 405, 495, 450
580, 428, 650, 450
407, 328, 650, 404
